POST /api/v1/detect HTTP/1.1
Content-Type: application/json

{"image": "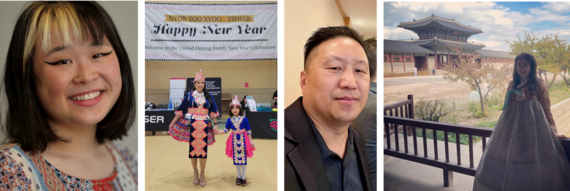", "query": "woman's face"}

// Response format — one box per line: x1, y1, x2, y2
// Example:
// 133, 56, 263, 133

516, 58, 531, 79
32, 36, 122, 127
231, 106, 240, 117
194, 80, 204, 92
